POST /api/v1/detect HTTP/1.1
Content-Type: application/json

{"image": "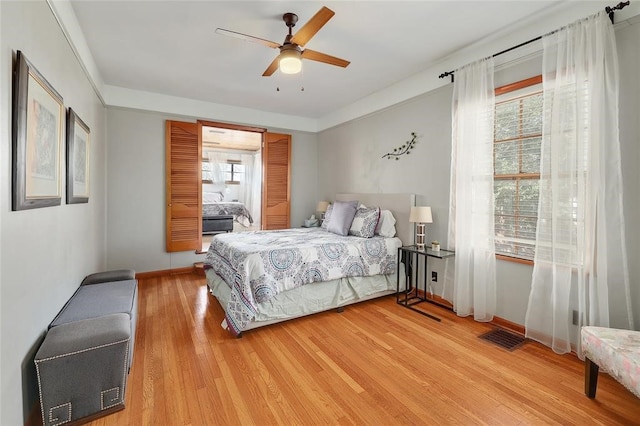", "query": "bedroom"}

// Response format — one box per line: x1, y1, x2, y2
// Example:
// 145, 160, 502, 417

200, 123, 261, 237
1, 1, 639, 425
